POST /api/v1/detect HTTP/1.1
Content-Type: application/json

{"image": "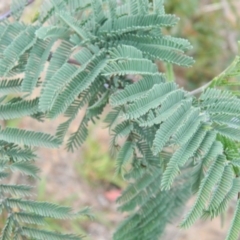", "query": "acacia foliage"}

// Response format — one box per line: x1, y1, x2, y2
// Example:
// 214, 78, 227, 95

0, 0, 240, 239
